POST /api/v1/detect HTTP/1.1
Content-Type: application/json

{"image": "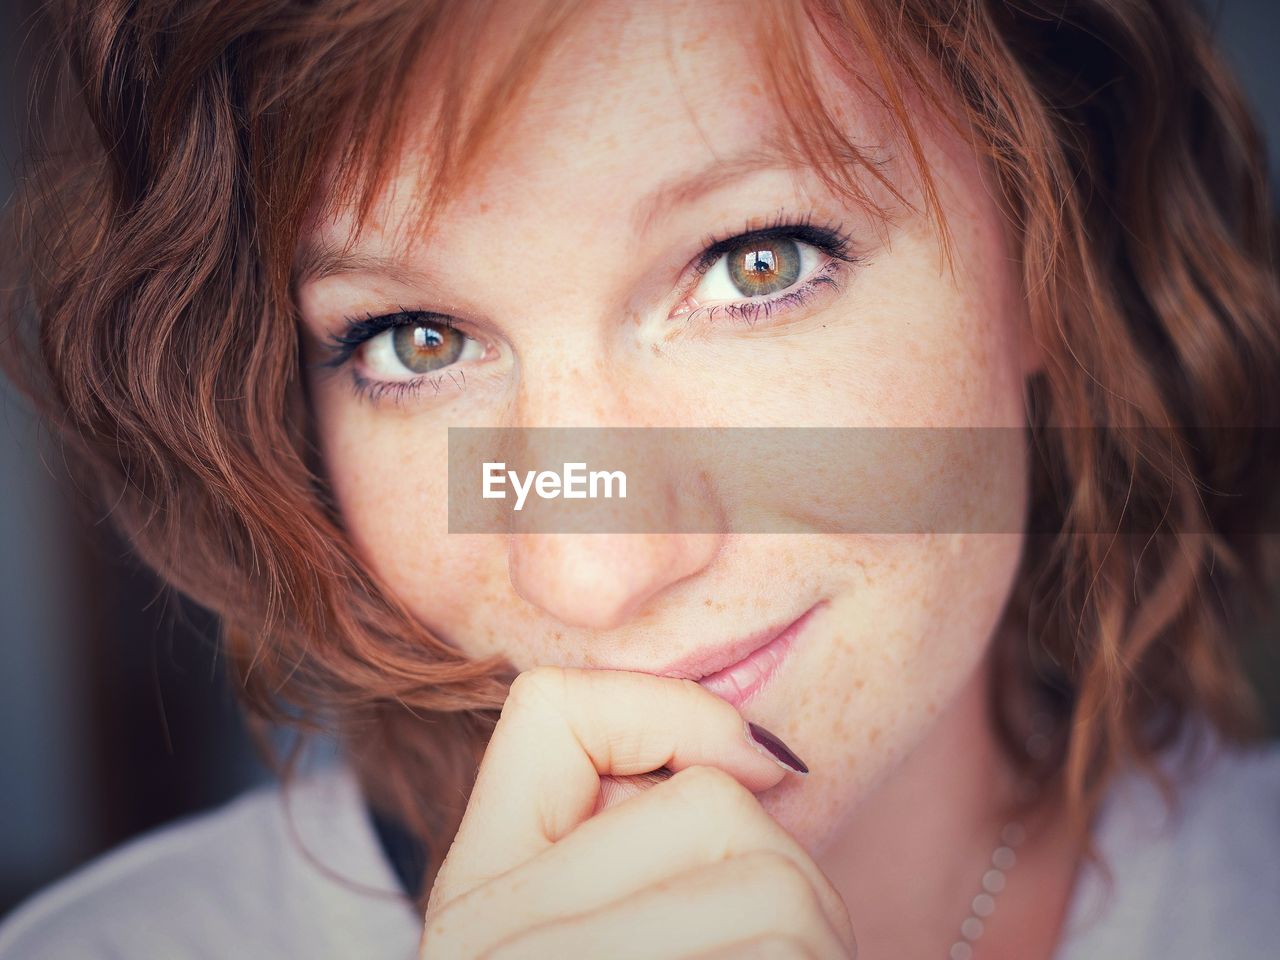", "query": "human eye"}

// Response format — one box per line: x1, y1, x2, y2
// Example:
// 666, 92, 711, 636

674, 212, 861, 327
319, 309, 487, 405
